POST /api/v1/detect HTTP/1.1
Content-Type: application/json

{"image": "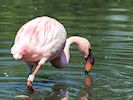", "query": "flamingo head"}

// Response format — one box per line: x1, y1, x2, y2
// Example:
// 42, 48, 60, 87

85, 49, 95, 74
